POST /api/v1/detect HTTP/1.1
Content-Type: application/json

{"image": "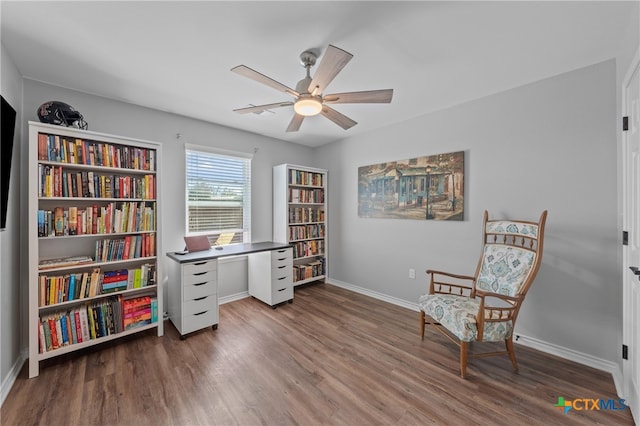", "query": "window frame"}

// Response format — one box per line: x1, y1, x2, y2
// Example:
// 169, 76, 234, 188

184, 144, 252, 244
